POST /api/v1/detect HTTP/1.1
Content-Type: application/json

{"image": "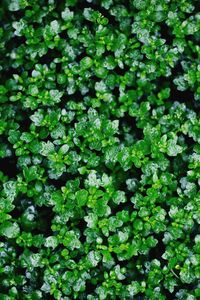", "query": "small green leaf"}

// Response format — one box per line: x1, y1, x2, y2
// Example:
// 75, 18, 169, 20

23, 166, 38, 183
0, 221, 20, 238
44, 236, 58, 249
113, 191, 126, 204
80, 57, 93, 70
76, 189, 88, 207
61, 7, 74, 21
3, 181, 17, 200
